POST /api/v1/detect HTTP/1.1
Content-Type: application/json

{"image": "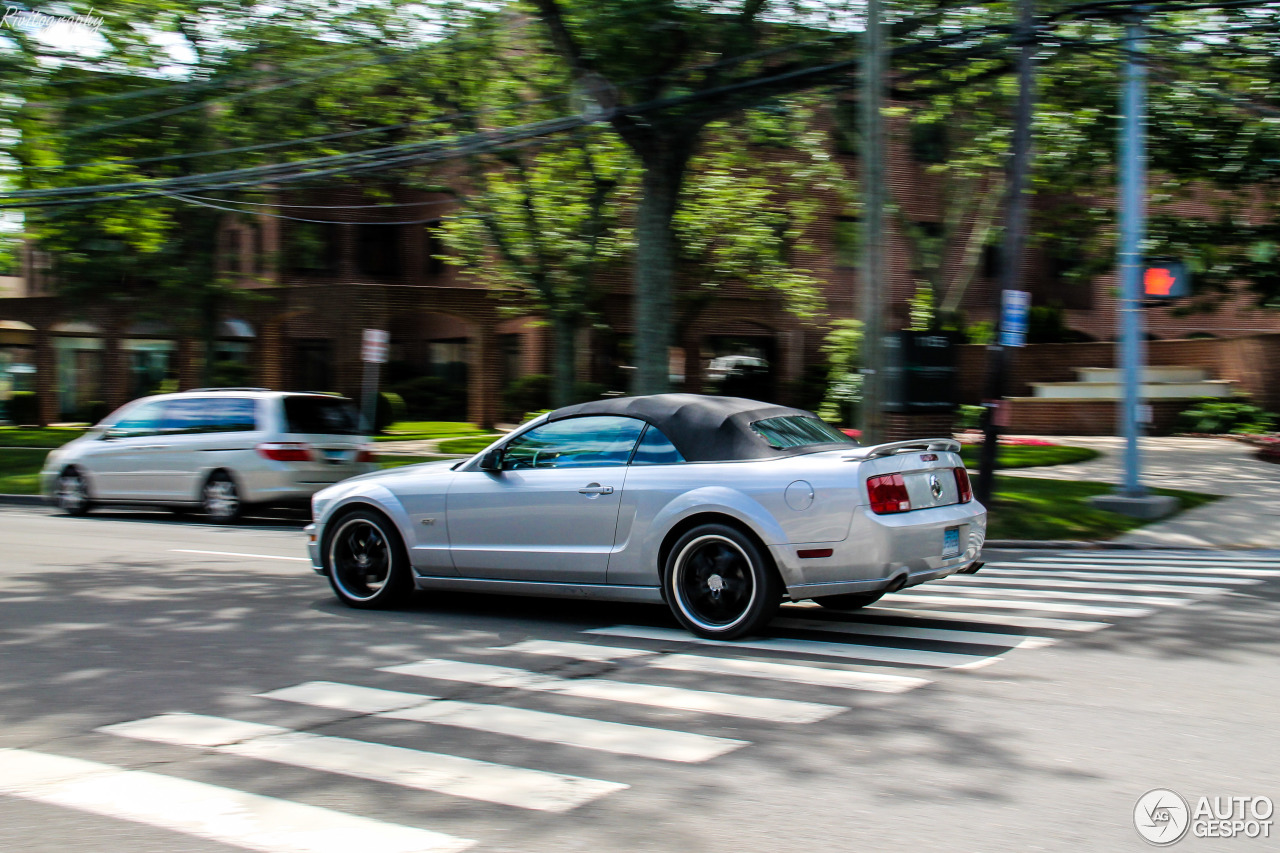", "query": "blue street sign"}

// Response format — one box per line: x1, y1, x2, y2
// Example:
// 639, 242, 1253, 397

1000, 289, 1031, 347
